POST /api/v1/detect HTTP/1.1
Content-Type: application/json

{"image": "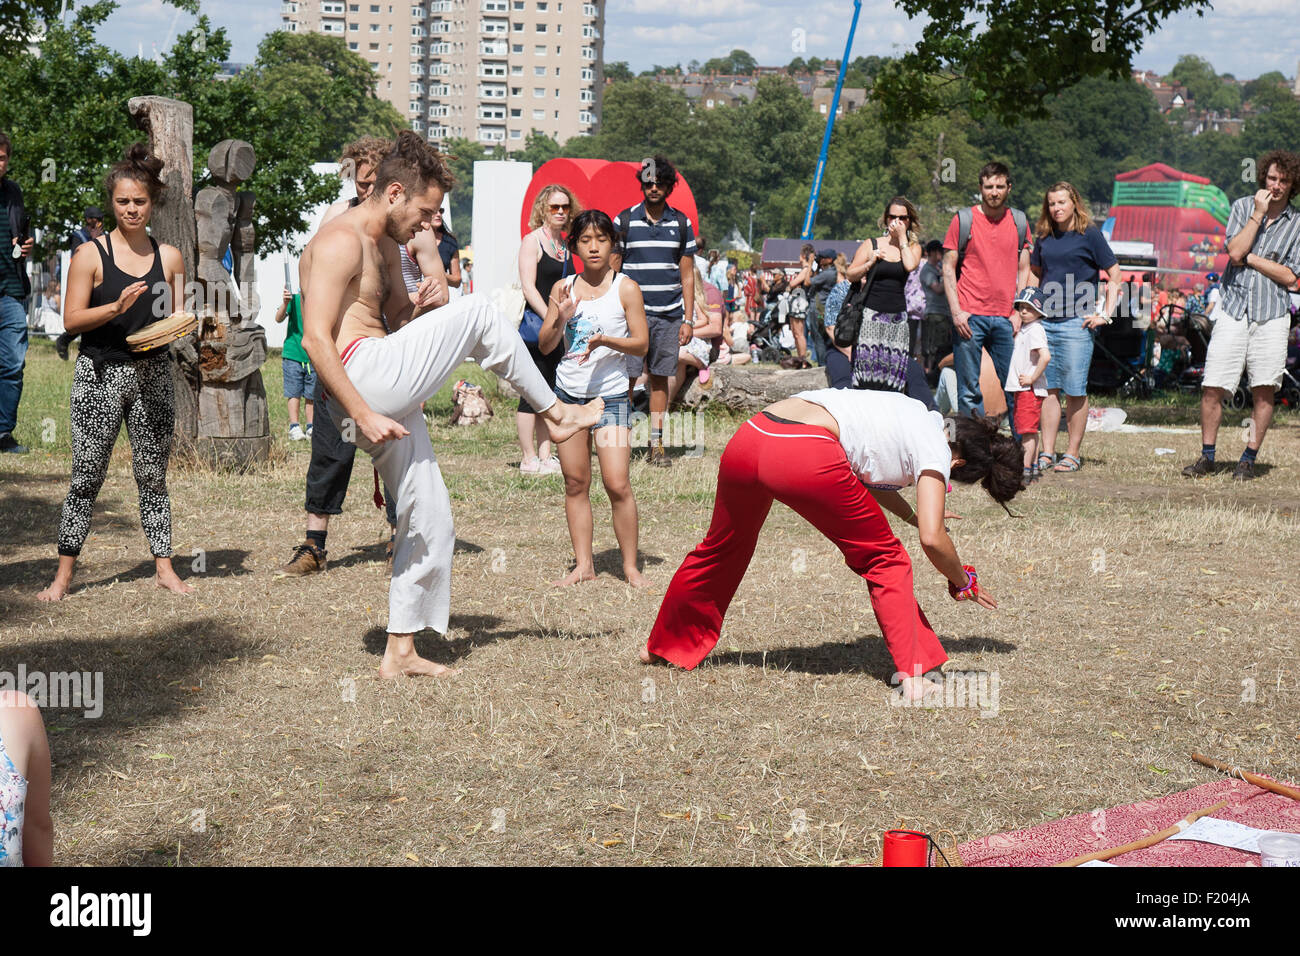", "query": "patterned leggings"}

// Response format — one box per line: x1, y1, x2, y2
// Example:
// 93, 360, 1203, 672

57, 354, 175, 558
